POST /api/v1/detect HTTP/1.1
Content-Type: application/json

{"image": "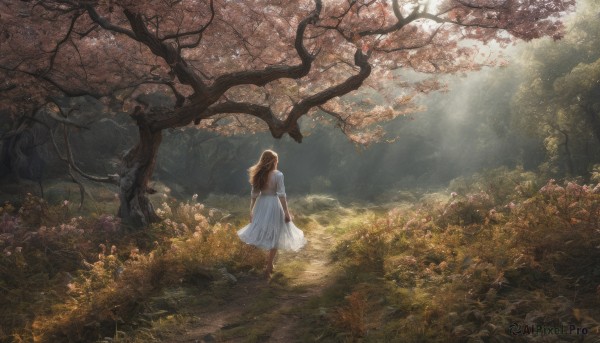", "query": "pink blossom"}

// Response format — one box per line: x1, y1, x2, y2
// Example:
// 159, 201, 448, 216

566, 182, 582, 195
